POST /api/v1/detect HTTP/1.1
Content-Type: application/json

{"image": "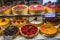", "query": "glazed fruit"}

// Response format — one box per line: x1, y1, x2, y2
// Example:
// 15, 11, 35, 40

29, 4, 44, 14
20, 24, 39, 38
3, 25, 19, 38
40, 23, 57, 37
12, 17, 27, 27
